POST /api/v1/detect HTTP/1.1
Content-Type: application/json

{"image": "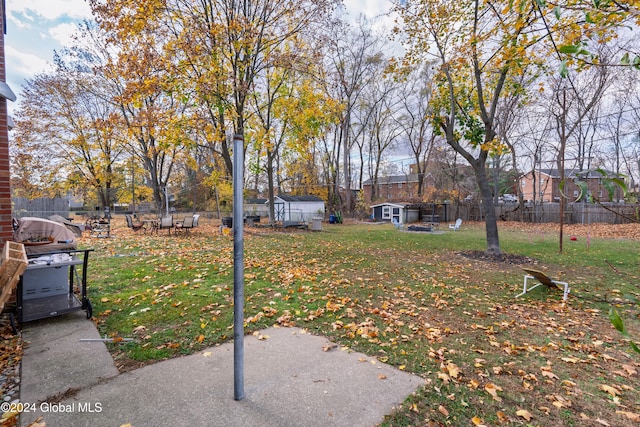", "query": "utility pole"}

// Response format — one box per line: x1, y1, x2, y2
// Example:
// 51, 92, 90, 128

232, 134, 245, 401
